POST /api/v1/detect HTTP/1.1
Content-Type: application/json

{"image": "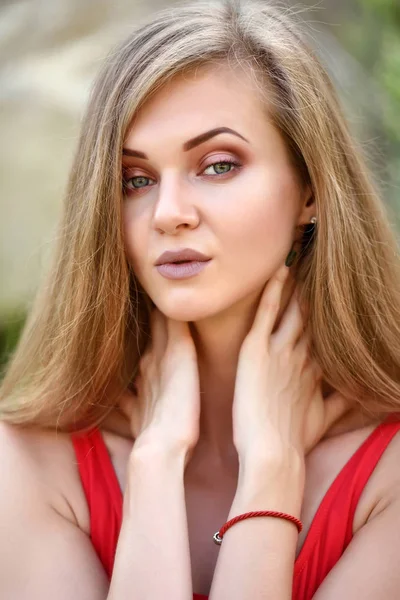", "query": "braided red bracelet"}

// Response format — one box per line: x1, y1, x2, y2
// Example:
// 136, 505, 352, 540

213, 510, 303, 545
